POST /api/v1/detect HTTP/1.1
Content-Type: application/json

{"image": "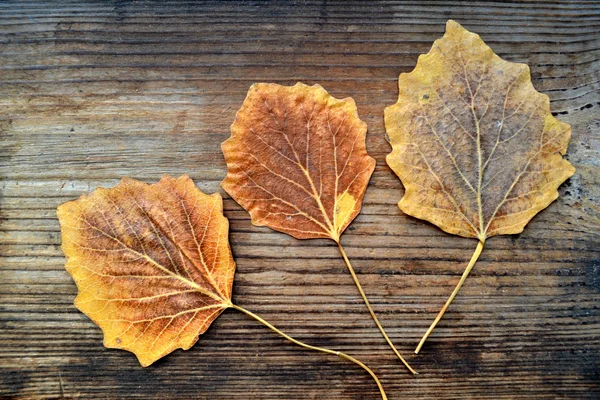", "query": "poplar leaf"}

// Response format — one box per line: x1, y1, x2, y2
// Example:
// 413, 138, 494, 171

57, 175, 235, 367
222, 82, 415, 373
222, 82, 375, 241
385, 20, 575, 353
